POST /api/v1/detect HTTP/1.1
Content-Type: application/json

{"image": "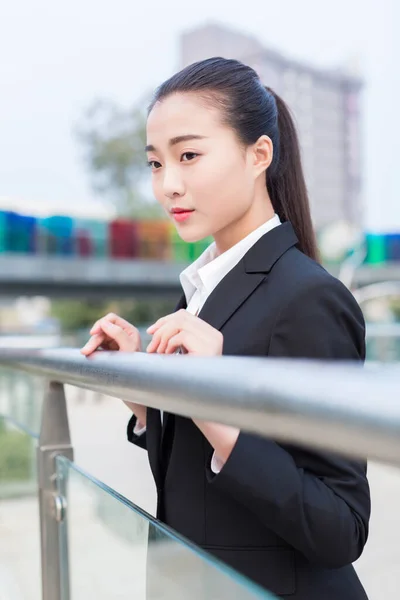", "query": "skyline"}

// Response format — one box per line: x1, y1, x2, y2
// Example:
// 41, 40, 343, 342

0, 0, 397, 231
